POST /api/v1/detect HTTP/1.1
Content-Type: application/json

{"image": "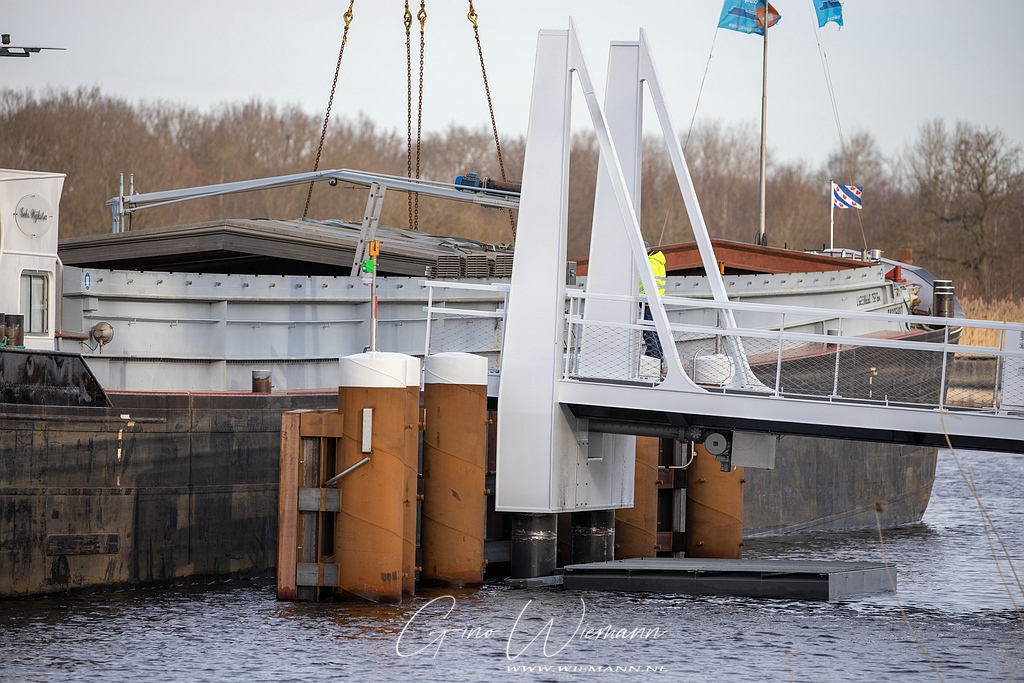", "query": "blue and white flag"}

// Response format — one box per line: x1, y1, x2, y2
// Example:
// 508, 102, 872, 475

718, 0, 781, 36
833, 183, 862, 209
815, 1, 844, 28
